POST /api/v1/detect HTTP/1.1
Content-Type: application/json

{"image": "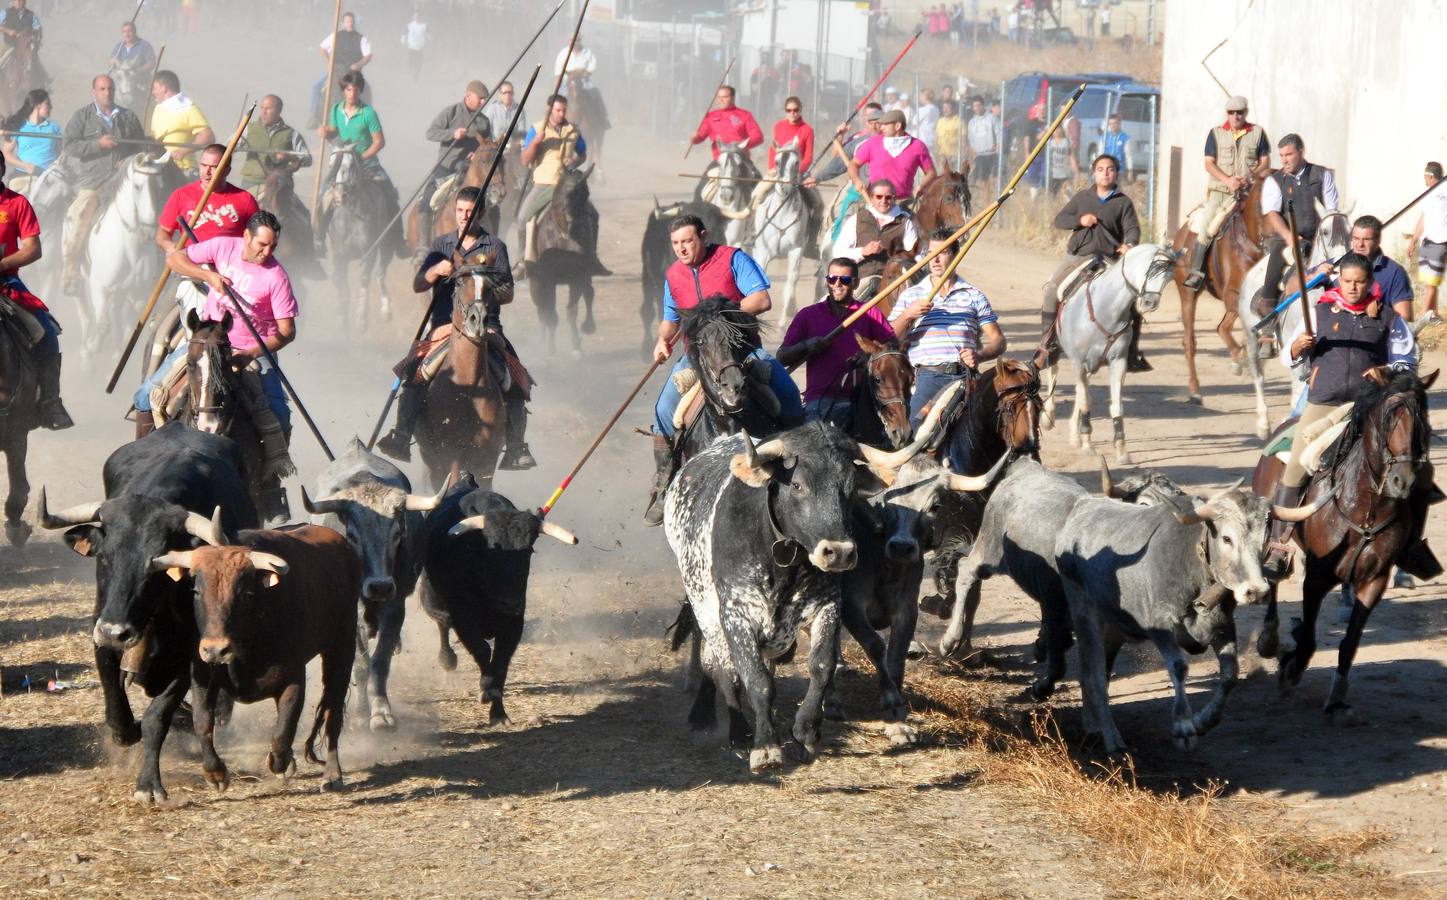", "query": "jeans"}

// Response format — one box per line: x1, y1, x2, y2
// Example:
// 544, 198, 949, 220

805, 397, 854, 431
653, 349, 803, 437
909, 367, 962, 430
134, 345, 291, 431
